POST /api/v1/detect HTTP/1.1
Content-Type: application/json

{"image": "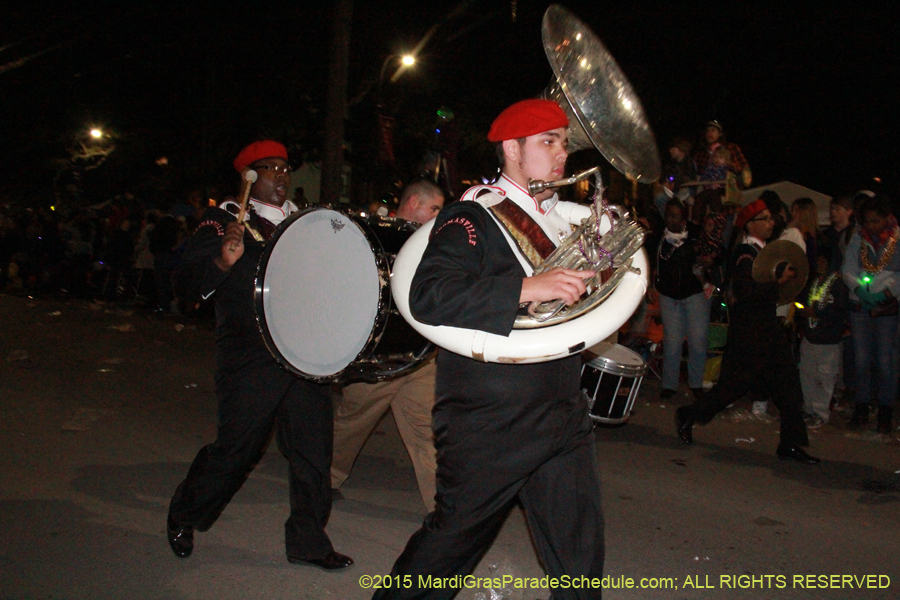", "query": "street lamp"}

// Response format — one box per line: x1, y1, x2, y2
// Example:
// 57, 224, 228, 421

89, 128, 103, 139
377, 53, 416, 108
